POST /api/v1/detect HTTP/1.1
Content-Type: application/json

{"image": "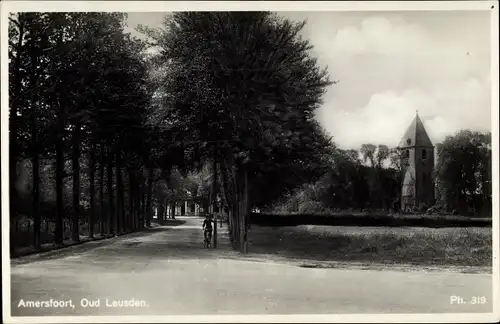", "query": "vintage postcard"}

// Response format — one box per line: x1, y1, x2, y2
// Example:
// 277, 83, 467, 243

1, 1, 498, 323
